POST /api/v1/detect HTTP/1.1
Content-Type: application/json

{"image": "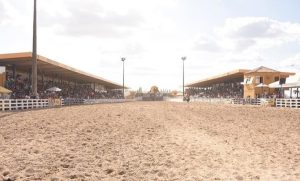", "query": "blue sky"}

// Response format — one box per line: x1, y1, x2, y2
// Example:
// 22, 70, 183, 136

0, 0, 300, 90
